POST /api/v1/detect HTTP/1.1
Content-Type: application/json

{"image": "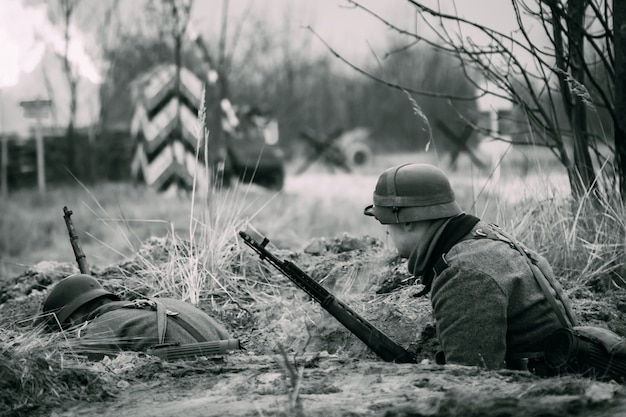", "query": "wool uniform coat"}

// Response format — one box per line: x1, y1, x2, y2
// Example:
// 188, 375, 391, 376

429, 222, 571, 369
76, 298, 231, 355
